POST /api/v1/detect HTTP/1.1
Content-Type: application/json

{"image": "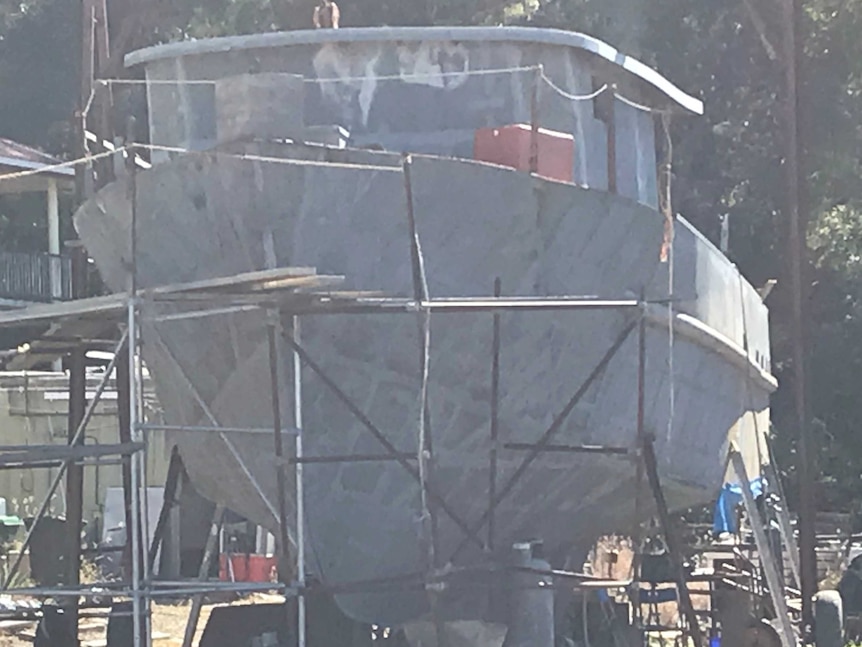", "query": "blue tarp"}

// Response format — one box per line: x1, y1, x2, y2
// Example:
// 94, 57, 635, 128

712, 477, 763, 534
